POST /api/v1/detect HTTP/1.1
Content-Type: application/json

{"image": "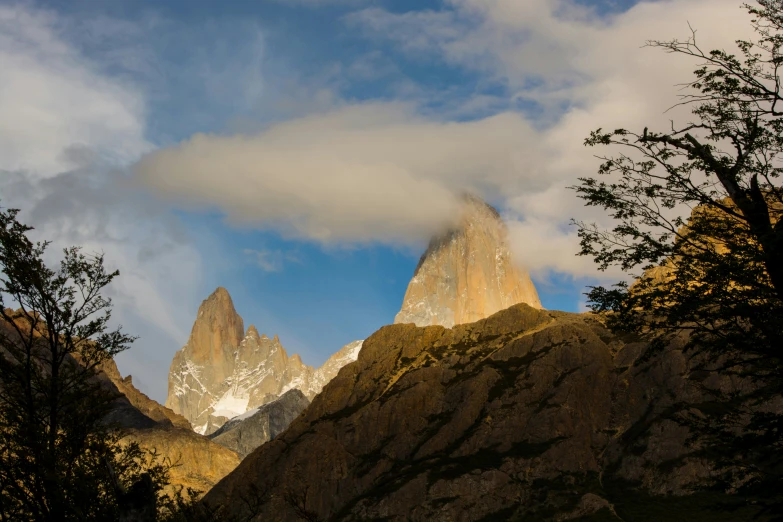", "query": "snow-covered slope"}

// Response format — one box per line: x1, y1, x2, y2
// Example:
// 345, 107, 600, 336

305, 340, 363, 397
209, 389, 310, 458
